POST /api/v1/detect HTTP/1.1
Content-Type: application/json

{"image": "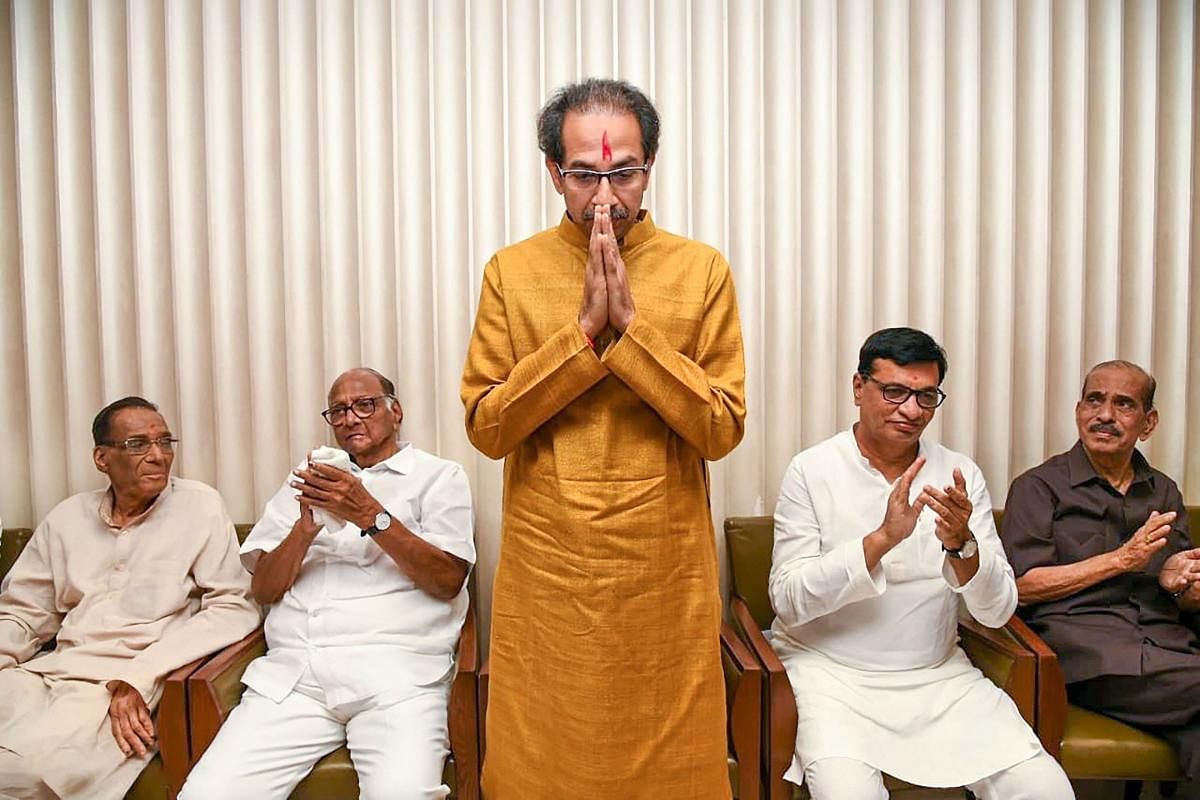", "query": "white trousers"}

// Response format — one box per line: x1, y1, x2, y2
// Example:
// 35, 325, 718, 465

179, 681, 450, 800
804, 752, 1075, 800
